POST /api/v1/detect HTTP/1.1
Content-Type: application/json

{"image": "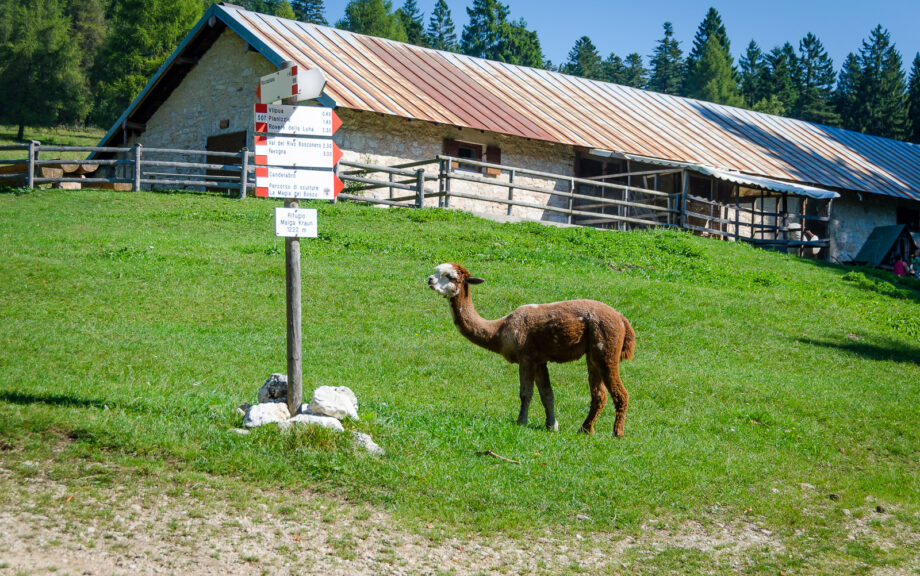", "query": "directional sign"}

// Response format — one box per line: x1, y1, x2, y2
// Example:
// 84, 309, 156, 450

275, 207, 318, 238
254, 104, 341, 137
257, 66, 327, 104
255, 167, 344, 200
254, 135, 343, 169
